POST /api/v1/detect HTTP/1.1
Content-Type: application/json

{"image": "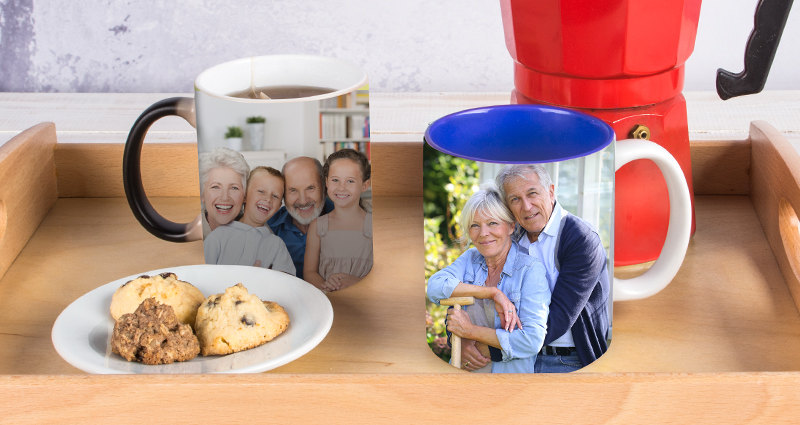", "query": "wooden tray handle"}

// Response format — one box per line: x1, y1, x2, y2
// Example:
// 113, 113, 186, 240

0, 123, 58, 281
749, 120, 800, 315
